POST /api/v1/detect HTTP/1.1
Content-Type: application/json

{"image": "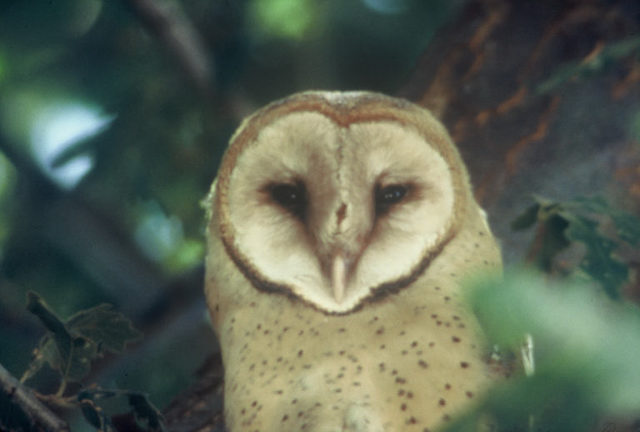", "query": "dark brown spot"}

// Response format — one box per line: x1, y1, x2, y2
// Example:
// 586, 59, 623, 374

396, 377, 407, 384
407, 391, 414, 399
466, 391, 474, 398
336, 203, 347, 225
411, 341, 418, 348
297, 350, 304, 357
418, 360, 428, 369
376, 327, 385, 335
379, 344, 386, 350
400, 403, 407, 411
445, 383, 451, 390
282, 414, 288, 422
452, 336, 461, 343
460, 361, 470, 368
439, 398, 446, 406
398, 389, 405, 396
251, 401, 257, 407
401, 350, 408, 355
379, 363, 385, 372
338, 328, 346, 333
407, 417, 417, 425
